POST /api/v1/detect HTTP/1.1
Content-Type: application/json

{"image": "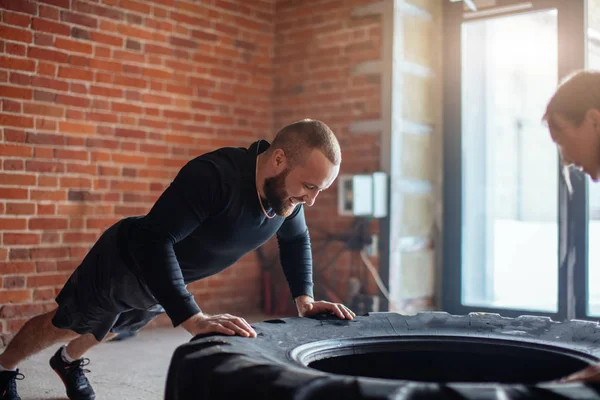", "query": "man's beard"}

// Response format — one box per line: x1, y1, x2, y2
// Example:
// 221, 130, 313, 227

262, 168, 295, 217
